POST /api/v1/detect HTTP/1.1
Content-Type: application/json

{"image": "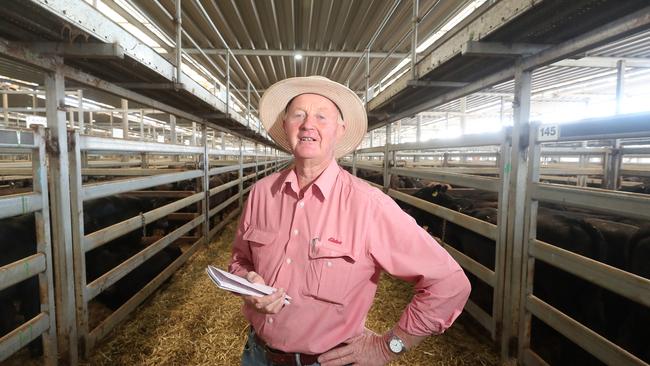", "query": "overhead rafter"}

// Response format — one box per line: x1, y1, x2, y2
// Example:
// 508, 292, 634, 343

18, 42, 125, 59
182, 48, 409, 59
461, 41, 552, 57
